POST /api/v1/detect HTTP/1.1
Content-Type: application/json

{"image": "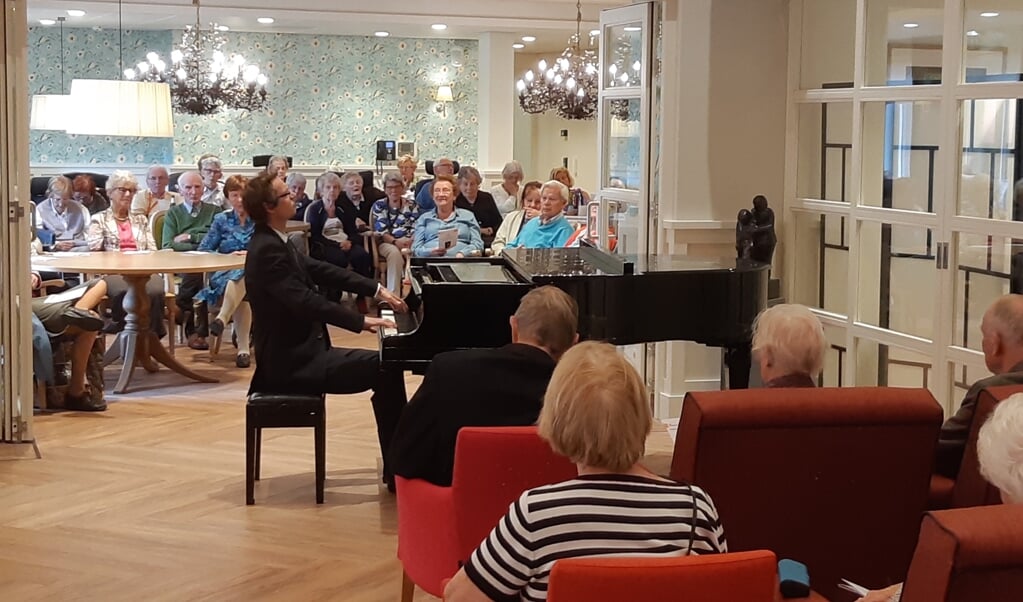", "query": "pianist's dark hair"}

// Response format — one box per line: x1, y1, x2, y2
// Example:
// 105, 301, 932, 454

243, 172, 278, 224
